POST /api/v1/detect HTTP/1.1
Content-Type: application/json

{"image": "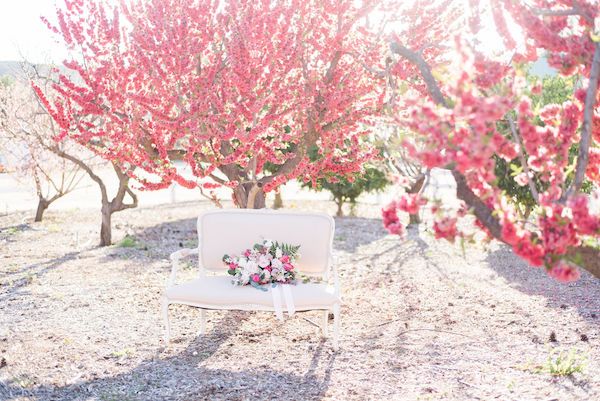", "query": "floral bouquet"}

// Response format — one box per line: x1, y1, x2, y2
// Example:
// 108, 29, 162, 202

223, 239, 300, 290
